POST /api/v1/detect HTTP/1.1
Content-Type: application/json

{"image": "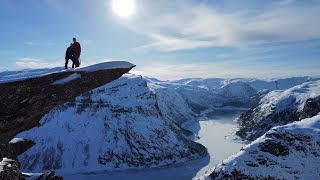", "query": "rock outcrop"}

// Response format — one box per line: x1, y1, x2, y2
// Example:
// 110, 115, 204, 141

0, 62, 135, 143
204, 115, 320, 180
236, 80, 320, 141
0, 157, 23, 180
0, 61, 135, 179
